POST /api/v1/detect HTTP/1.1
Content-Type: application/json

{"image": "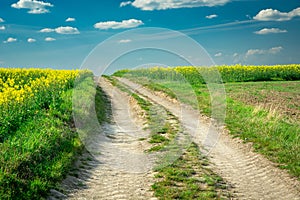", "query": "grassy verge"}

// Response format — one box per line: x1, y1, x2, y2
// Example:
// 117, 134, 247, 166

0, 88, 82, 199
225, 98, 299, 176
95, 86, 111, 124
224, 81, 300, 177
122, 76, 300, 178
0, 74, 110, 199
